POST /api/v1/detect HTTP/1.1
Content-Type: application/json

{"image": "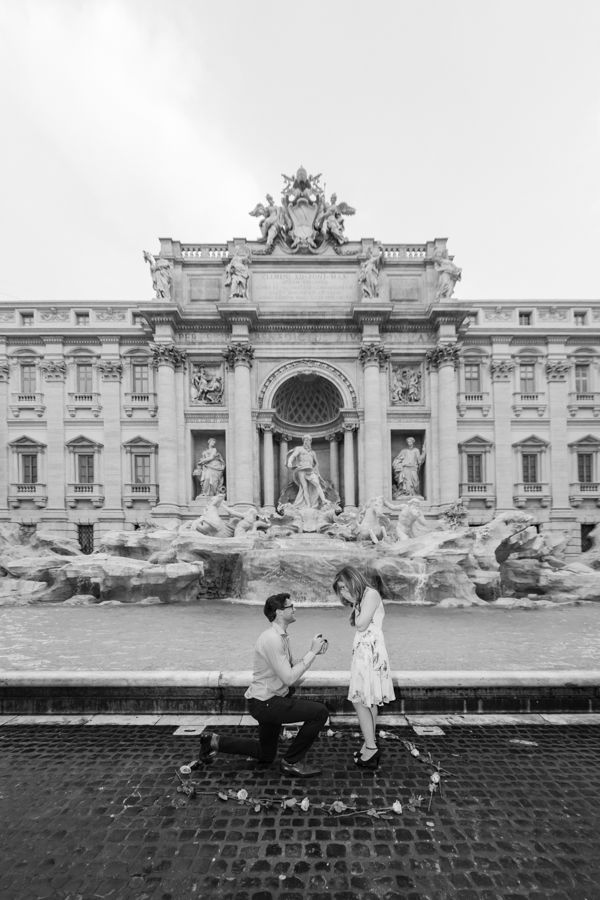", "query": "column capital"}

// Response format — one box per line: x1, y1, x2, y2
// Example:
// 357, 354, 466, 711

326, 432, 340, 442
150, 342, 187, 369
358, 342, 390, 369
97, 360, 123, 381
545, 360, 570, 381
224, 342, 255, 369
0, 363, 9, 382
425, 342, 460, 370
40, 360, 67, 382
259, 423, 275, 434
490, 360, 515, 381
342, 421, 358, 432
